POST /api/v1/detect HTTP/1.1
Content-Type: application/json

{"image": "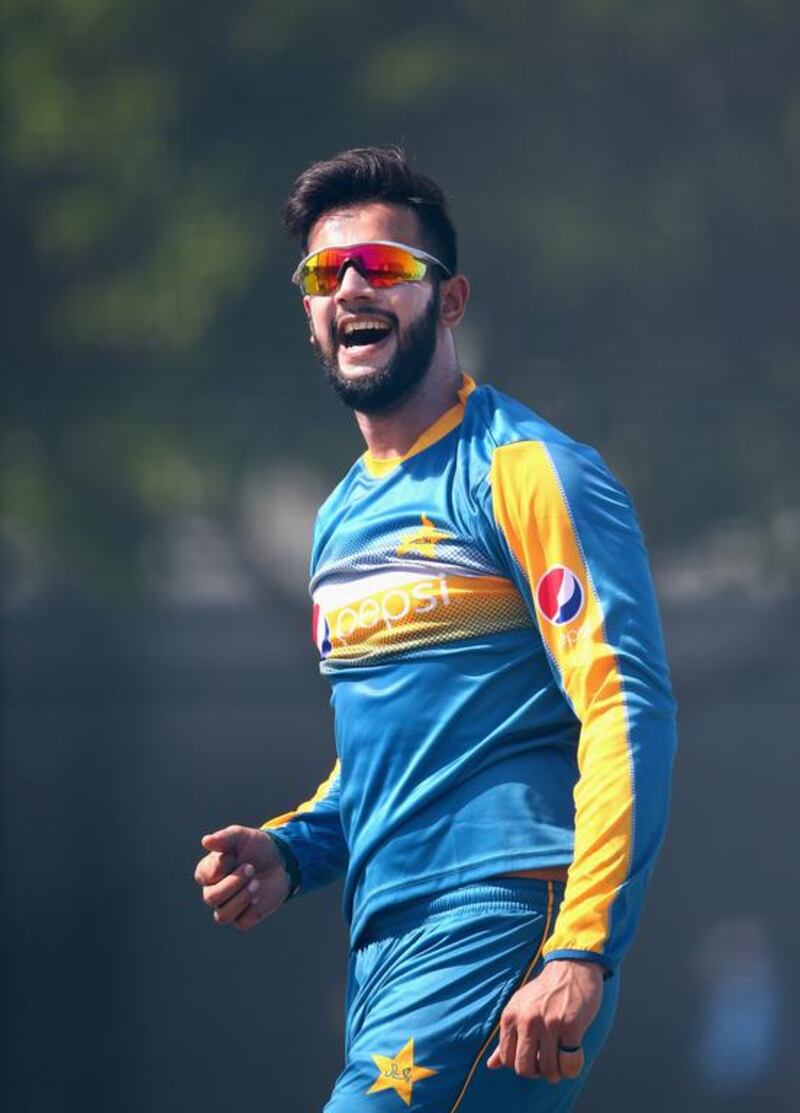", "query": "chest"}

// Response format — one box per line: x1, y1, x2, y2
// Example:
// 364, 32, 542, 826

310, 468, 532, 665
